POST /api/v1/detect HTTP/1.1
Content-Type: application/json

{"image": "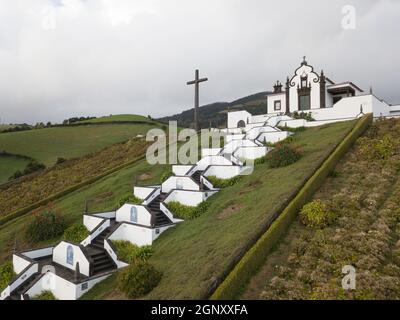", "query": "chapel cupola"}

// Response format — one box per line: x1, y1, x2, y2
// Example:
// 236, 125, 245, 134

301, 56, 308, 66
